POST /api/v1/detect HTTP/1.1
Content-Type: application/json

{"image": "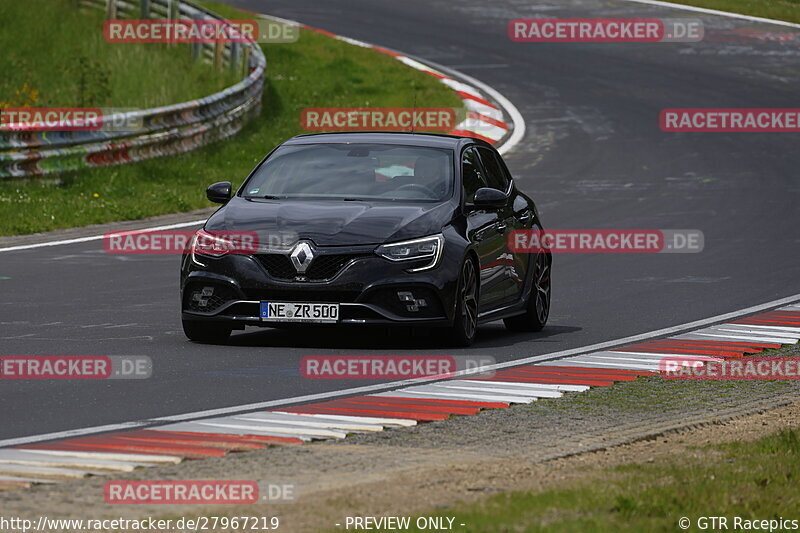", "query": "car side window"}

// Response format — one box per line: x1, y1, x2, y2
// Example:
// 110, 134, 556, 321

476, 147, 510, 192
462, 148, 486, 203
